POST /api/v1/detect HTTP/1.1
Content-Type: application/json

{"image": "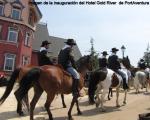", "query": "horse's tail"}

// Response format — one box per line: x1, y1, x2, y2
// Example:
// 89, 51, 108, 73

0, 68, 21, 105
15, 67, 41, 101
